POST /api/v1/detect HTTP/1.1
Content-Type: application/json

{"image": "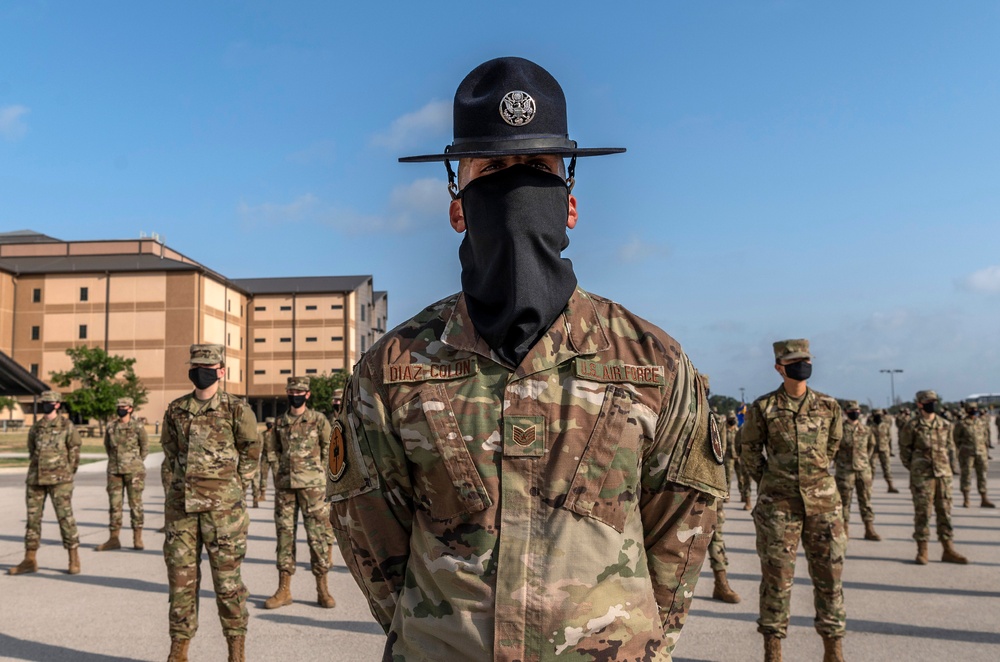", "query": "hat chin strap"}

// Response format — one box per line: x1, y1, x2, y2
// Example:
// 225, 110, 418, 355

444, 154, 578, 199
